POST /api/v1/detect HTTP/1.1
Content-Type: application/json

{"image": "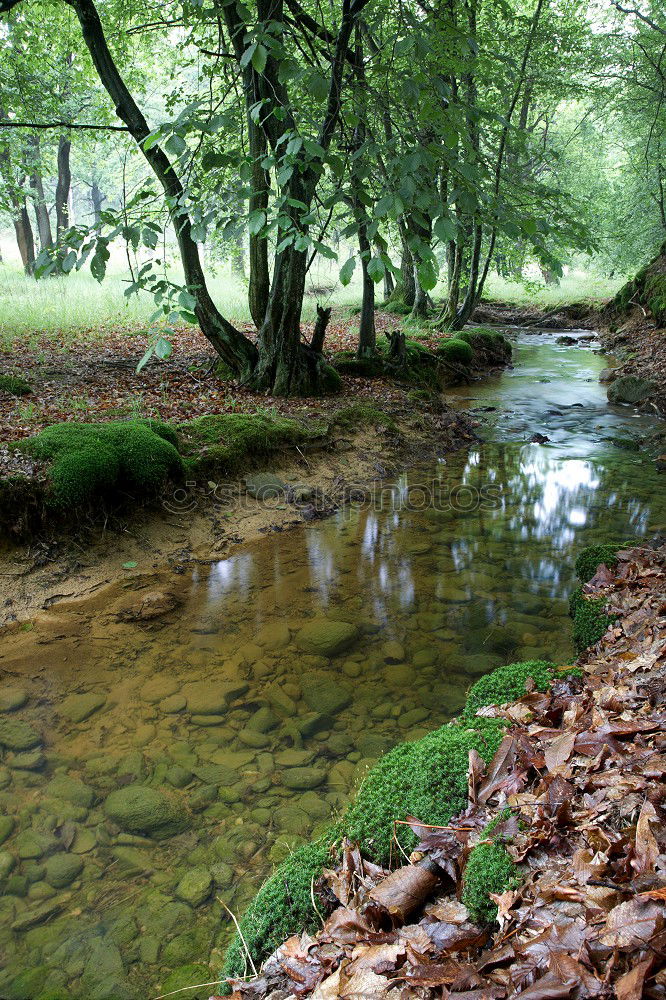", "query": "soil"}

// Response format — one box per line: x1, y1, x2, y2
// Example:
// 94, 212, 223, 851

597, 309, 666, 414
0, 400, 477, 629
